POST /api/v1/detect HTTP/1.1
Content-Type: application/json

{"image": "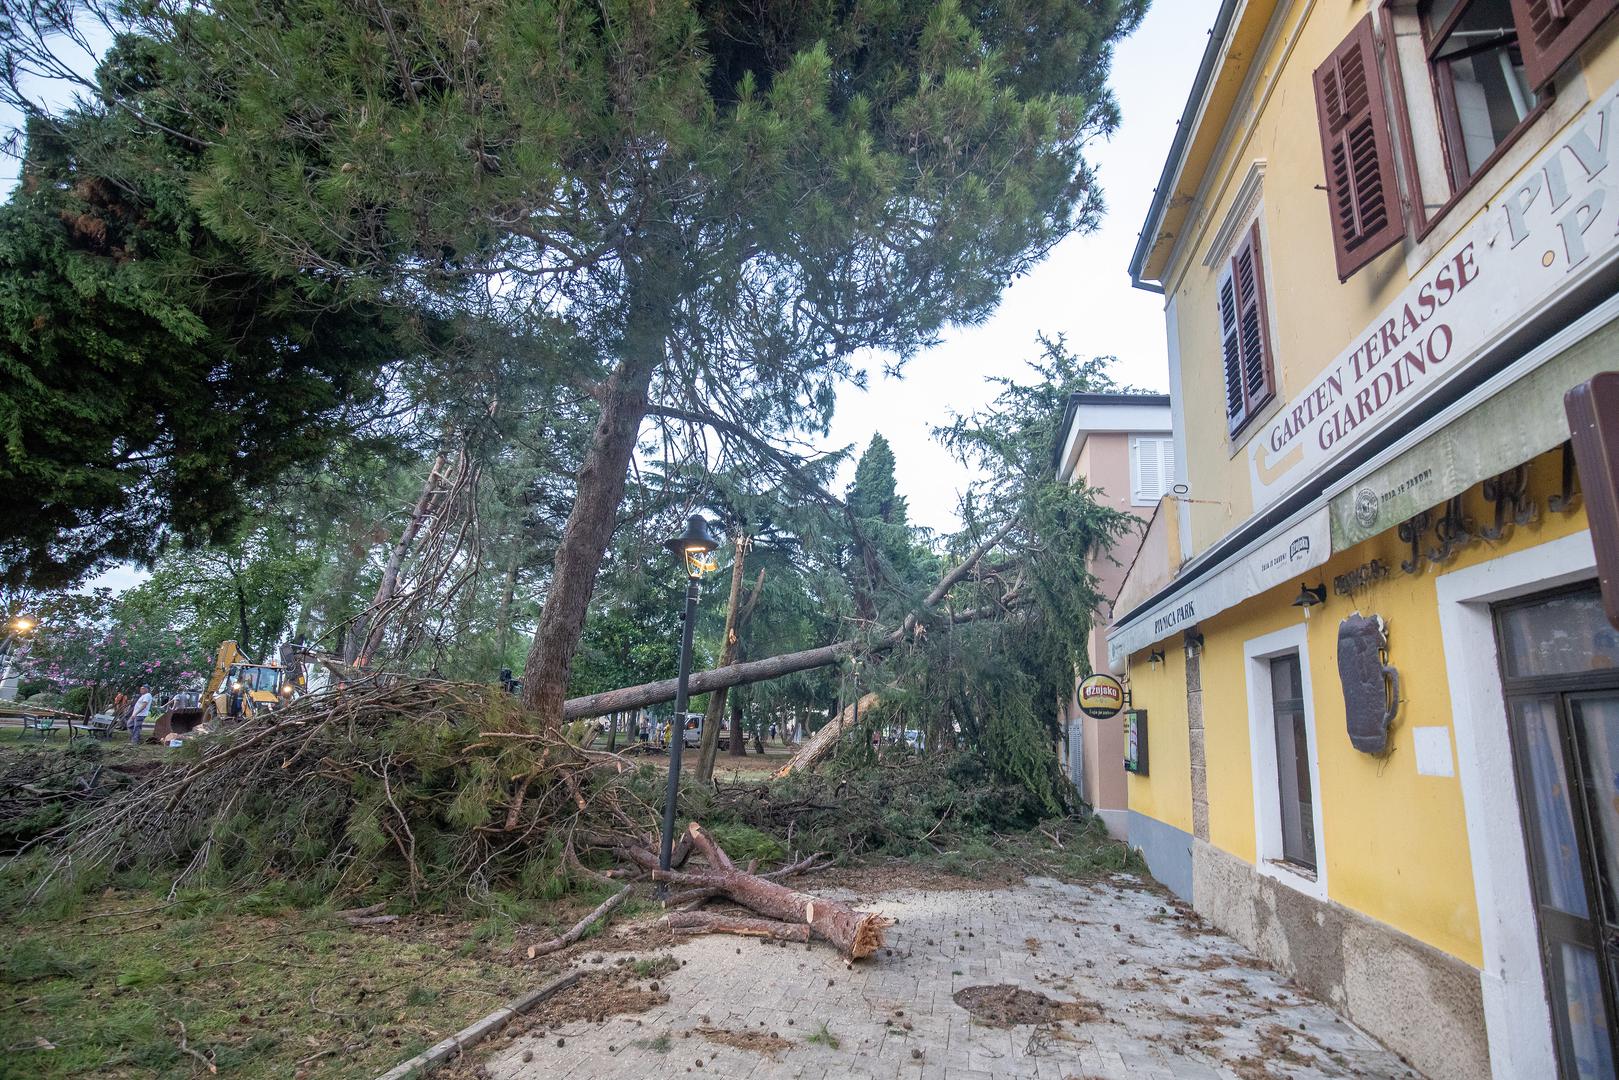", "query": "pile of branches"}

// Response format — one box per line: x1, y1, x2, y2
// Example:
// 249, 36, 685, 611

10, 680, 888, 958
0, 741, 150, 854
